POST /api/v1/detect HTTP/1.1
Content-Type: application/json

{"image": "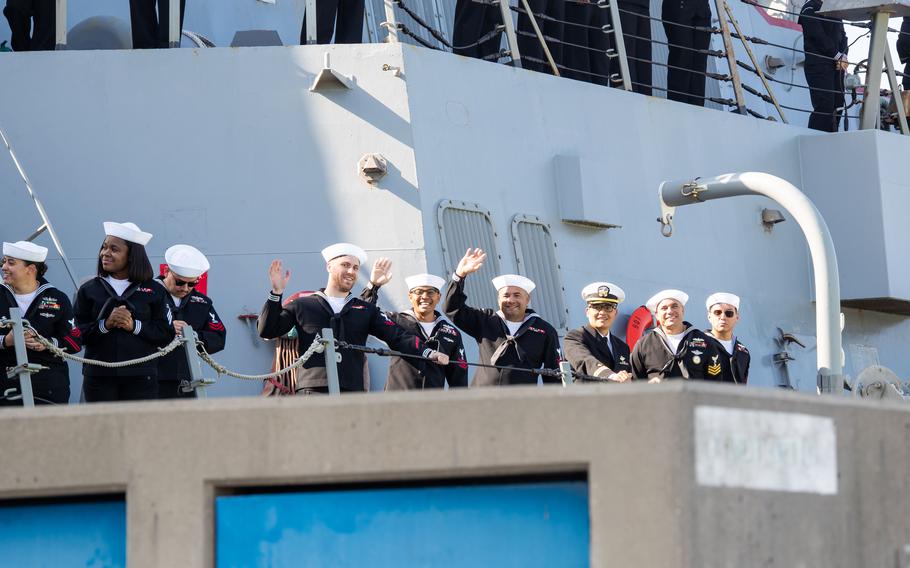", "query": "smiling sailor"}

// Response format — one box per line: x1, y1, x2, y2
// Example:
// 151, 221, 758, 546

155, 244, 226, 399
258, 243, 449, 394
630, 289, 721, 382
563, 282, 633, 383
444, 248, 562, 387
704, 292, 750, 384
363, 273, 468, 390
74, 222, 175, 402
1, 241, 82, 405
